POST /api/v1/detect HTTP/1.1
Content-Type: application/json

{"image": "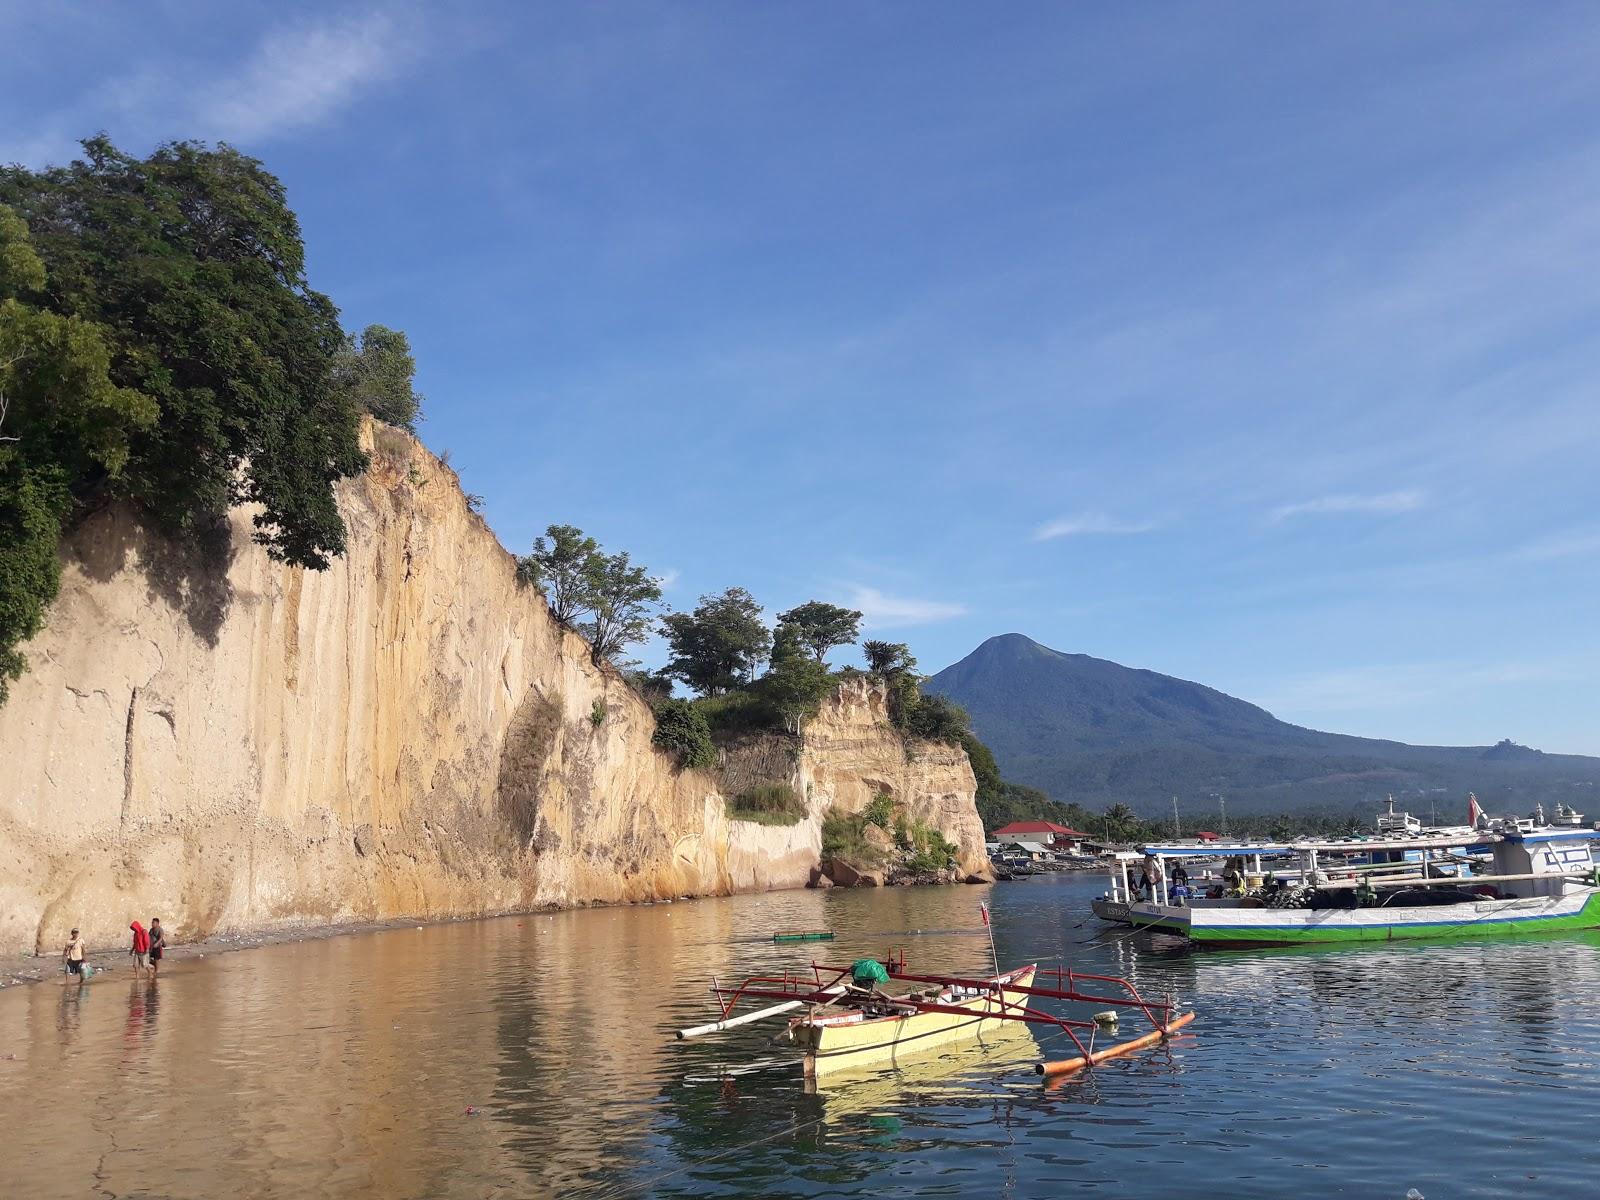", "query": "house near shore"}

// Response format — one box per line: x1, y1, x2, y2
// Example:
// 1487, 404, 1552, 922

989, 820, 1090, 854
